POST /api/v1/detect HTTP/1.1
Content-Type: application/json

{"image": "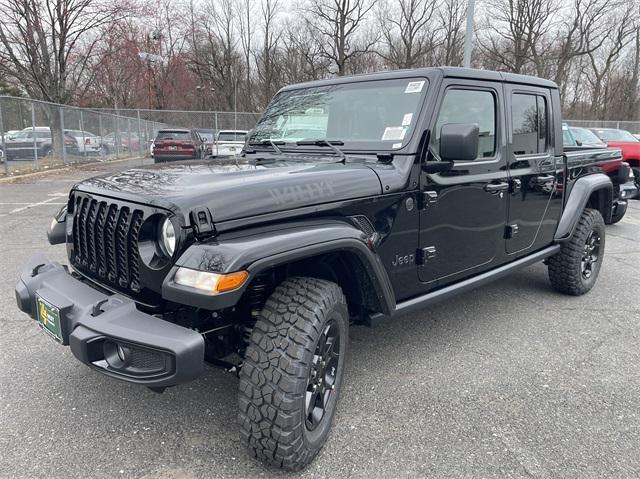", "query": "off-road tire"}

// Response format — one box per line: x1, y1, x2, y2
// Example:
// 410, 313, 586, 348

238, 277, 348, 471
548, 208, 605, 295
